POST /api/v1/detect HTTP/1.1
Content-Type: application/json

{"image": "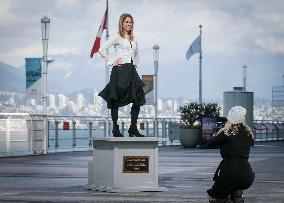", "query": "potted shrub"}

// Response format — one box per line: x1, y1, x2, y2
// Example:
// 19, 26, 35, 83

178, 102, 221, 148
